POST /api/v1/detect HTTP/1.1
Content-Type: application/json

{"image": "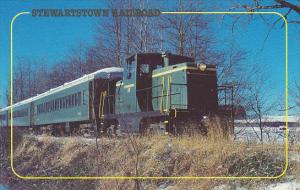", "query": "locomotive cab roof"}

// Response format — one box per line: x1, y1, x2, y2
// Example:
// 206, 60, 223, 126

126, 52, 195, 66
